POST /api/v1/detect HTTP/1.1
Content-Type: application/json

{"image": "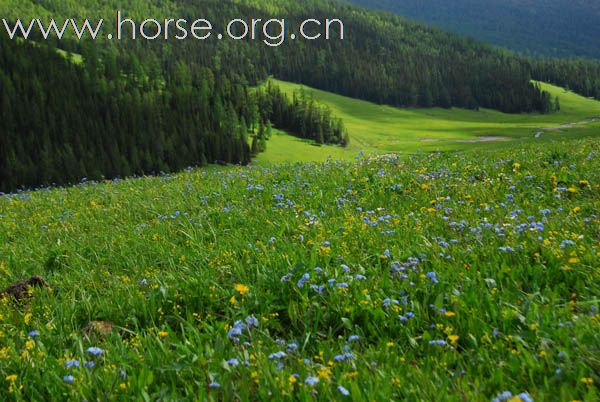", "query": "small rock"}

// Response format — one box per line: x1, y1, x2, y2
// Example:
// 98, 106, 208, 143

83, 320, 115, 341
0, 276, 49, 301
